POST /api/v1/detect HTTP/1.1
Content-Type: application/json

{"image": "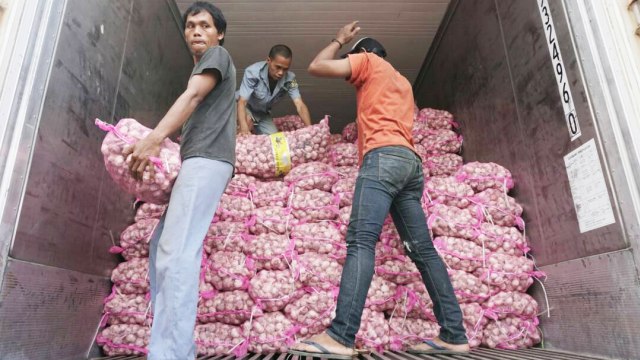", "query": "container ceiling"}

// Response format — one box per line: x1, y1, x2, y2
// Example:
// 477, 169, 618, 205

175, 0, 451, 132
